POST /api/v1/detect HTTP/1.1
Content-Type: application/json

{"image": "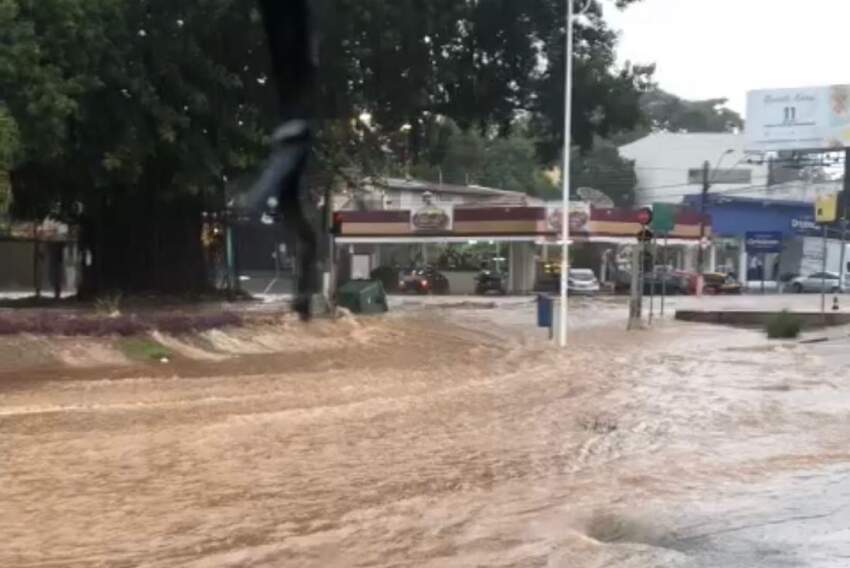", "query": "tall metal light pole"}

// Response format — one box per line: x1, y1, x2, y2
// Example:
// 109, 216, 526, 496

696, 148, 734, 293
559, 0, 591, 347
